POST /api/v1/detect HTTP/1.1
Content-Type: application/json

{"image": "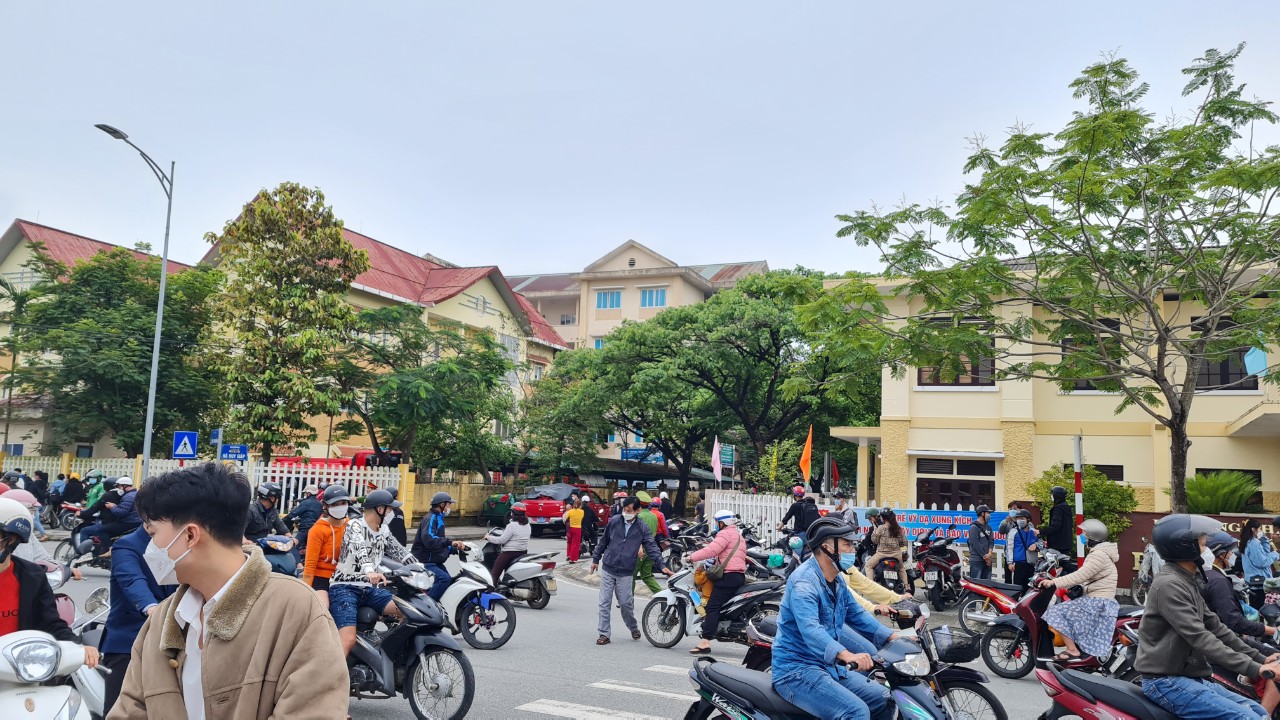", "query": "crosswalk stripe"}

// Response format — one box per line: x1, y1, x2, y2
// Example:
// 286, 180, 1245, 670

587, 680, 698, 701
642, 664, 690, 675
516, 699, 672, 719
